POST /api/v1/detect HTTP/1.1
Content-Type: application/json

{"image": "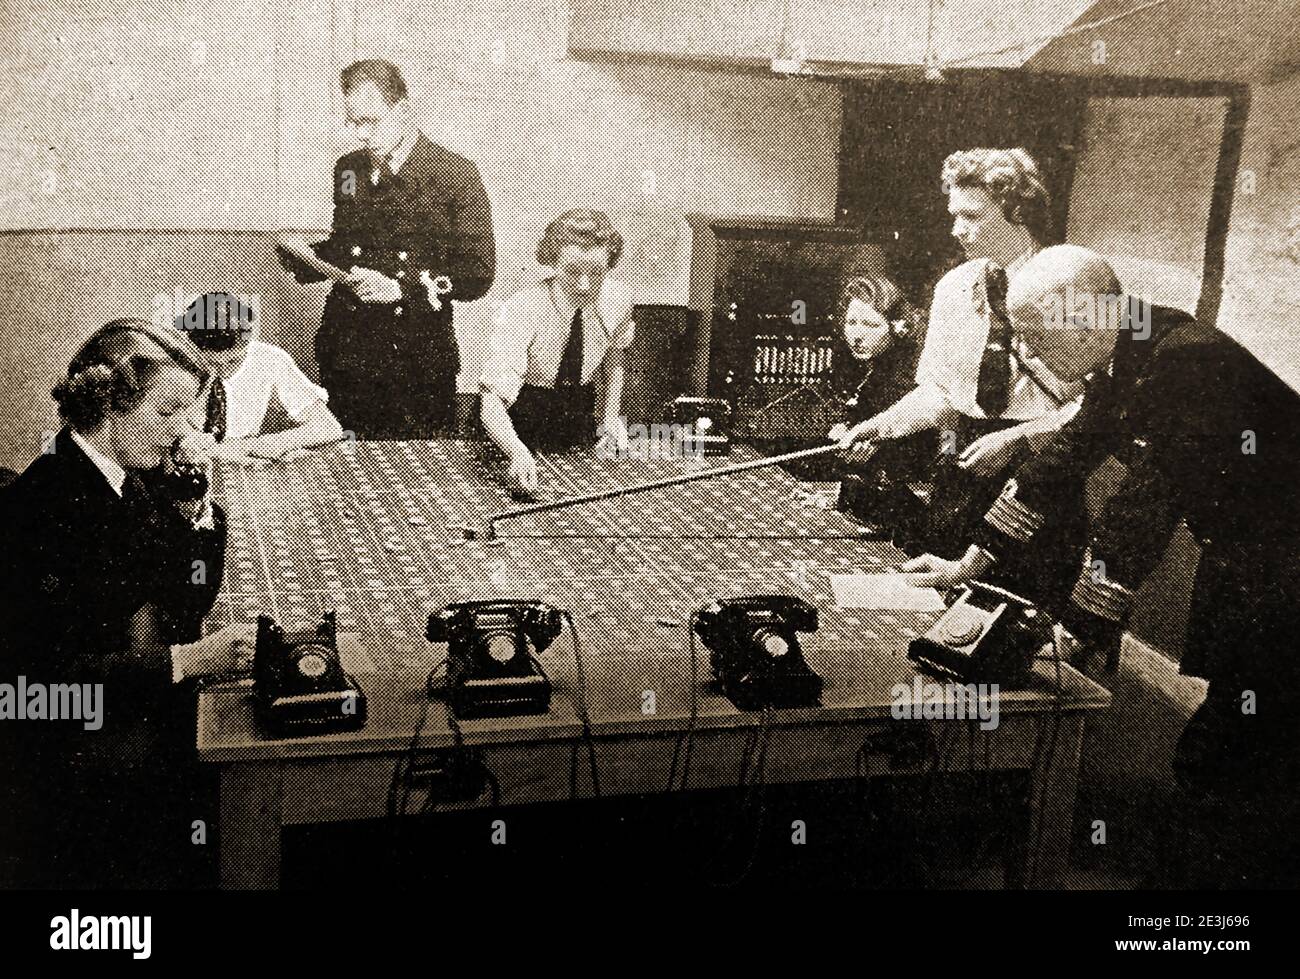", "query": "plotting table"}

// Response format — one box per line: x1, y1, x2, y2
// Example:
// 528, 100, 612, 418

198, 441, 1109, 888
